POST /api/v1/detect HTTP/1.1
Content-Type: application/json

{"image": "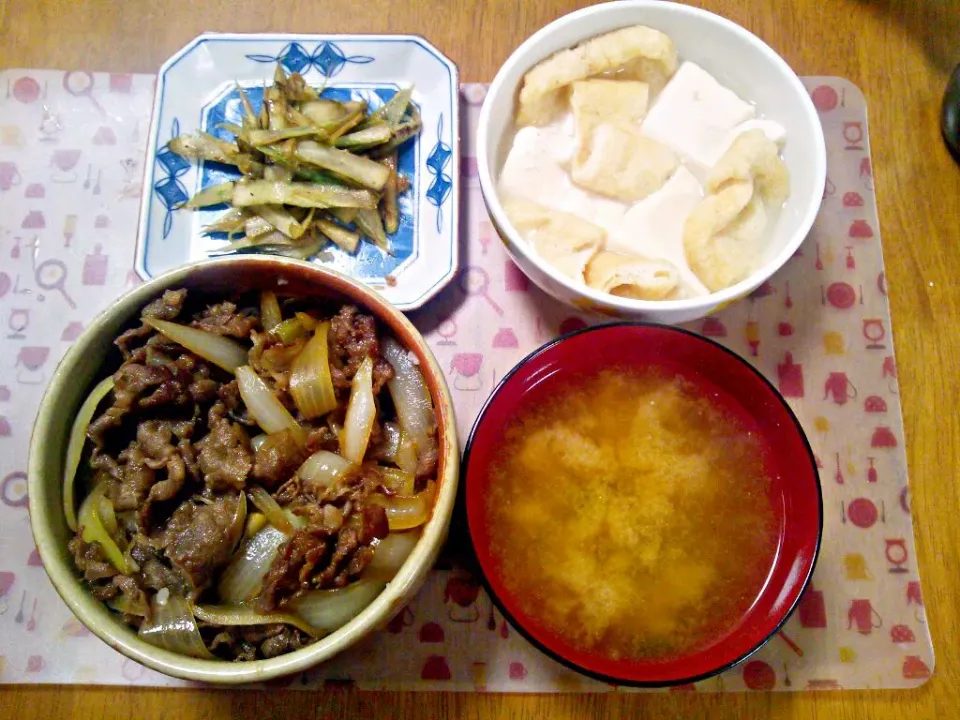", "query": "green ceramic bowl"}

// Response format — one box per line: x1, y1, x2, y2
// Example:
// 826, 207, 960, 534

28, 255, 459, 684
